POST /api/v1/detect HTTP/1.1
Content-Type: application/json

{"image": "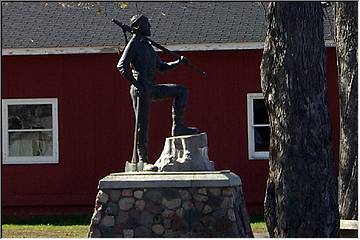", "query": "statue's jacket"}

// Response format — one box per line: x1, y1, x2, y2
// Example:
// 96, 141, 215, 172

117, 34, 172, 89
